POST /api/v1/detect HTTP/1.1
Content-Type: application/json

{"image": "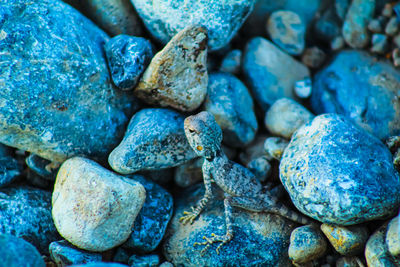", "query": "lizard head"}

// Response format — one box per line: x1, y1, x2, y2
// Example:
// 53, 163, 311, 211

184, 111, 222, 159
